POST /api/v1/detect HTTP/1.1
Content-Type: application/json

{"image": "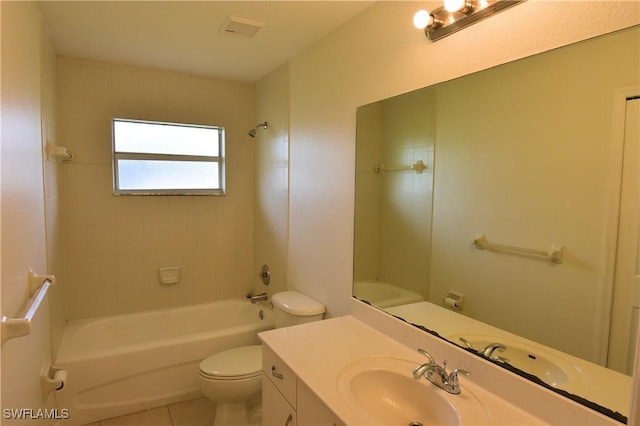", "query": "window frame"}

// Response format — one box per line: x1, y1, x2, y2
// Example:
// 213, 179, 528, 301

112, 118, 225, 196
